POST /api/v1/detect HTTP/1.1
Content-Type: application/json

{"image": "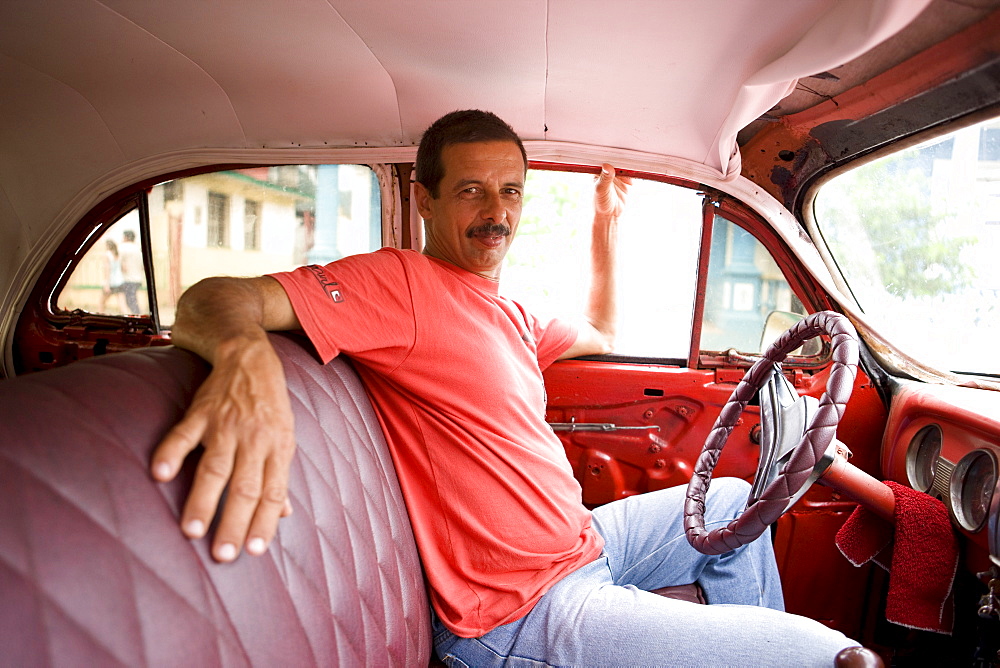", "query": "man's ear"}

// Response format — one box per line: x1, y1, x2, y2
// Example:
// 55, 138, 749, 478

413, 181, 433, 220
